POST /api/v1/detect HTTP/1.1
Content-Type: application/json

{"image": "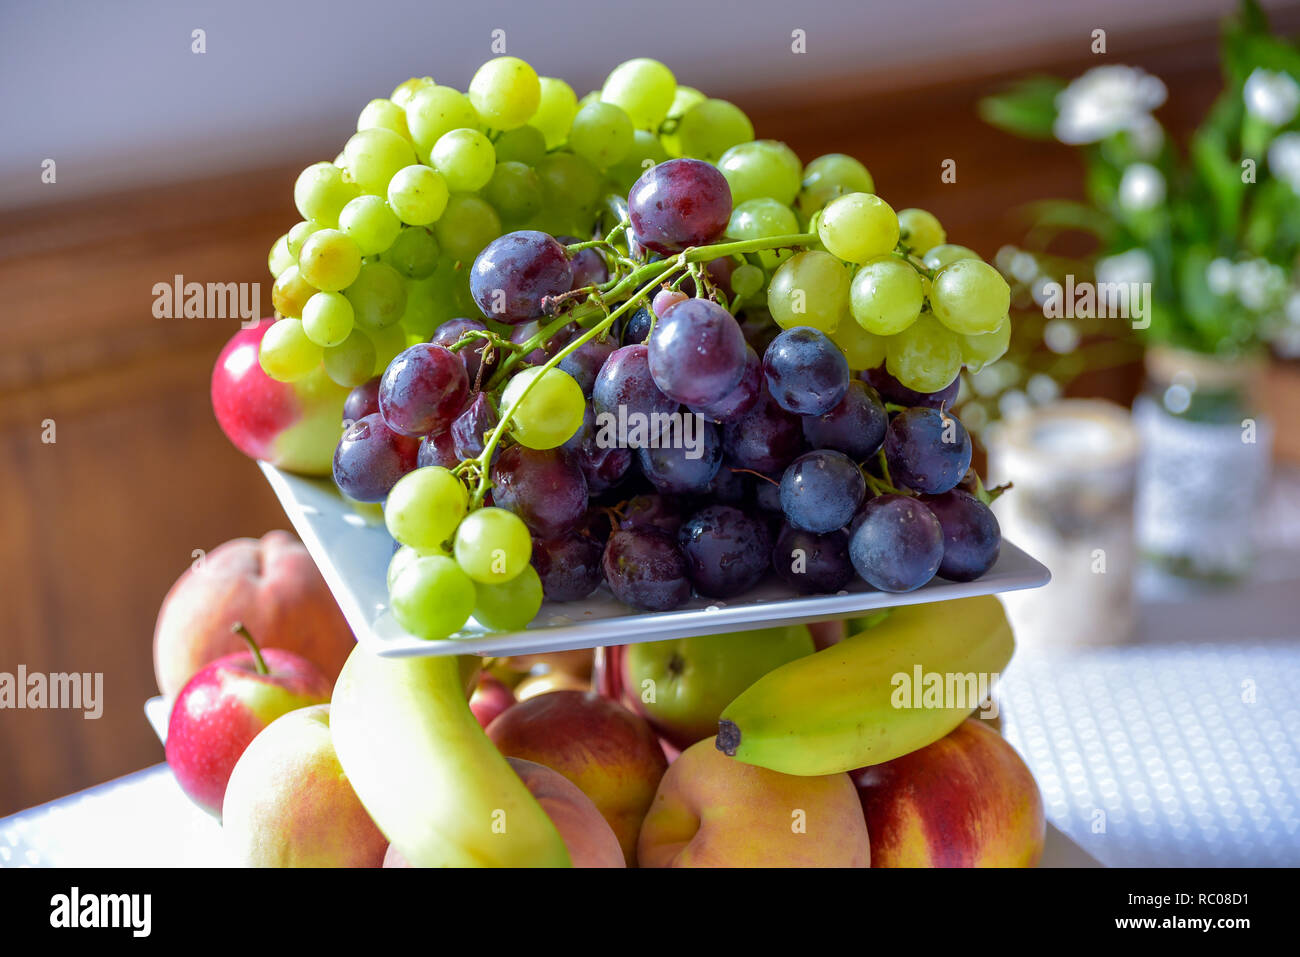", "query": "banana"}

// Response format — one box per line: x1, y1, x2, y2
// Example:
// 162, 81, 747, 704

330, 646, 571, 867
717, 595, 1014, 776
